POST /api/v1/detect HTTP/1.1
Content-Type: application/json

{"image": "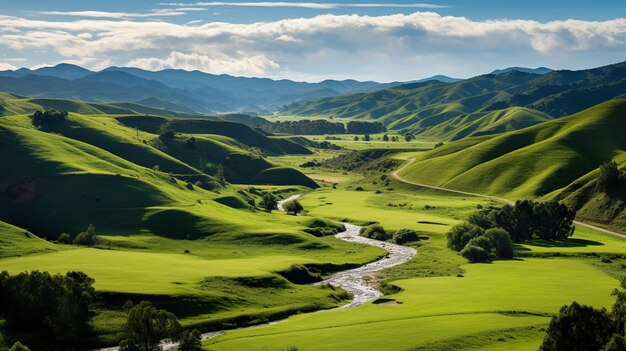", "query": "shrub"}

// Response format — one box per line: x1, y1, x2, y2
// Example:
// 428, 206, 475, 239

31, 109, 67, 126
446, 223, 484, 251
468, 211, 496, 229
393, 229, 419, 245
460, 245, 490, 263
467, 236, 493, 252
355, 186, 365, 191
483, 228, 514, 259
73, 224, 98, 246
361, 224, 388, 241
57, 233, 71, 244
283, 199, 304, 215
